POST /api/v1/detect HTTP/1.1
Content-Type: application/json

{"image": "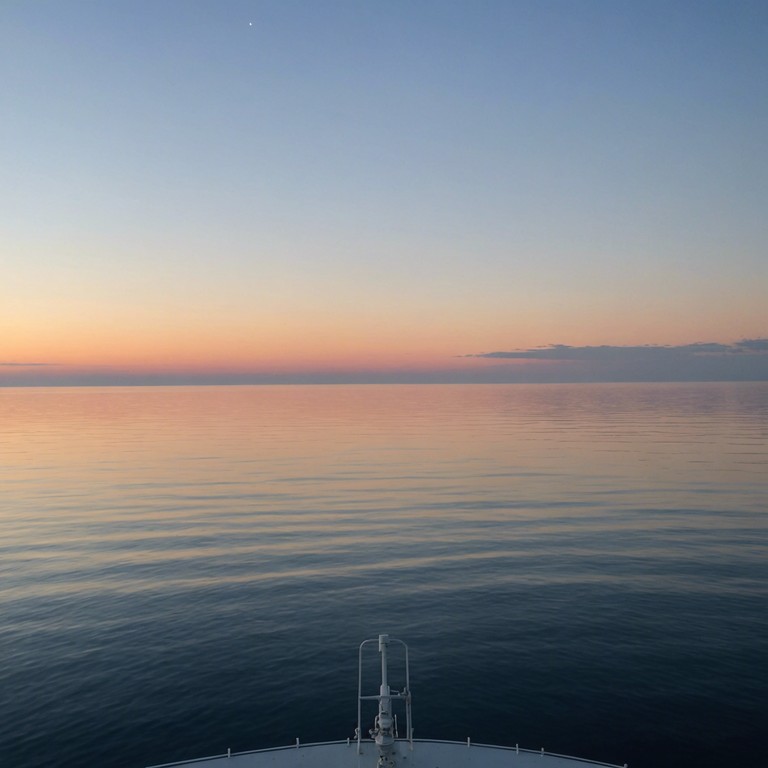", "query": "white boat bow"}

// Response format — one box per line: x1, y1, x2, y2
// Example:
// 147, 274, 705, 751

146, 635, 626, 768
